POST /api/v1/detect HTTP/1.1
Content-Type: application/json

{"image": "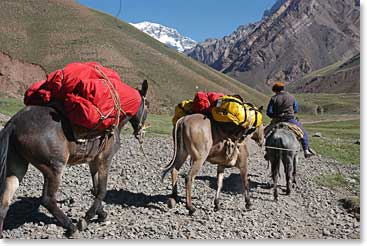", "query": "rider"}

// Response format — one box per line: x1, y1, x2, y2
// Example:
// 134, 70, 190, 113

266, 82, 315, 158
